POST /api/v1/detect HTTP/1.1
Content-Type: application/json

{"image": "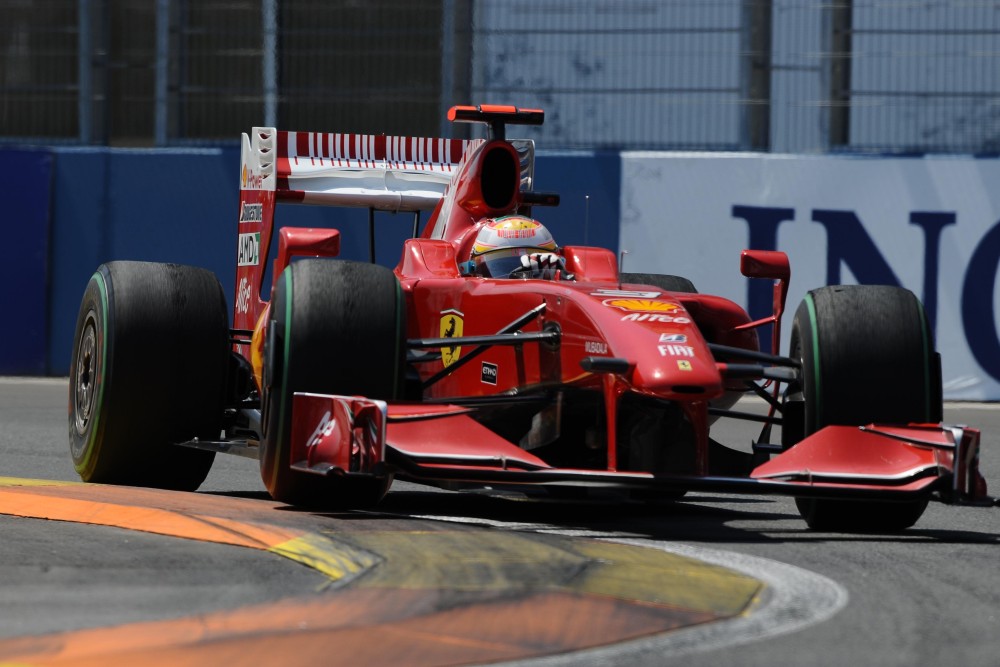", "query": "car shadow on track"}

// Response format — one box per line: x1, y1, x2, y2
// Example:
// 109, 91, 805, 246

371, 489, 999, 546
342, 488, 803, 544
202, 486, 998, 546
